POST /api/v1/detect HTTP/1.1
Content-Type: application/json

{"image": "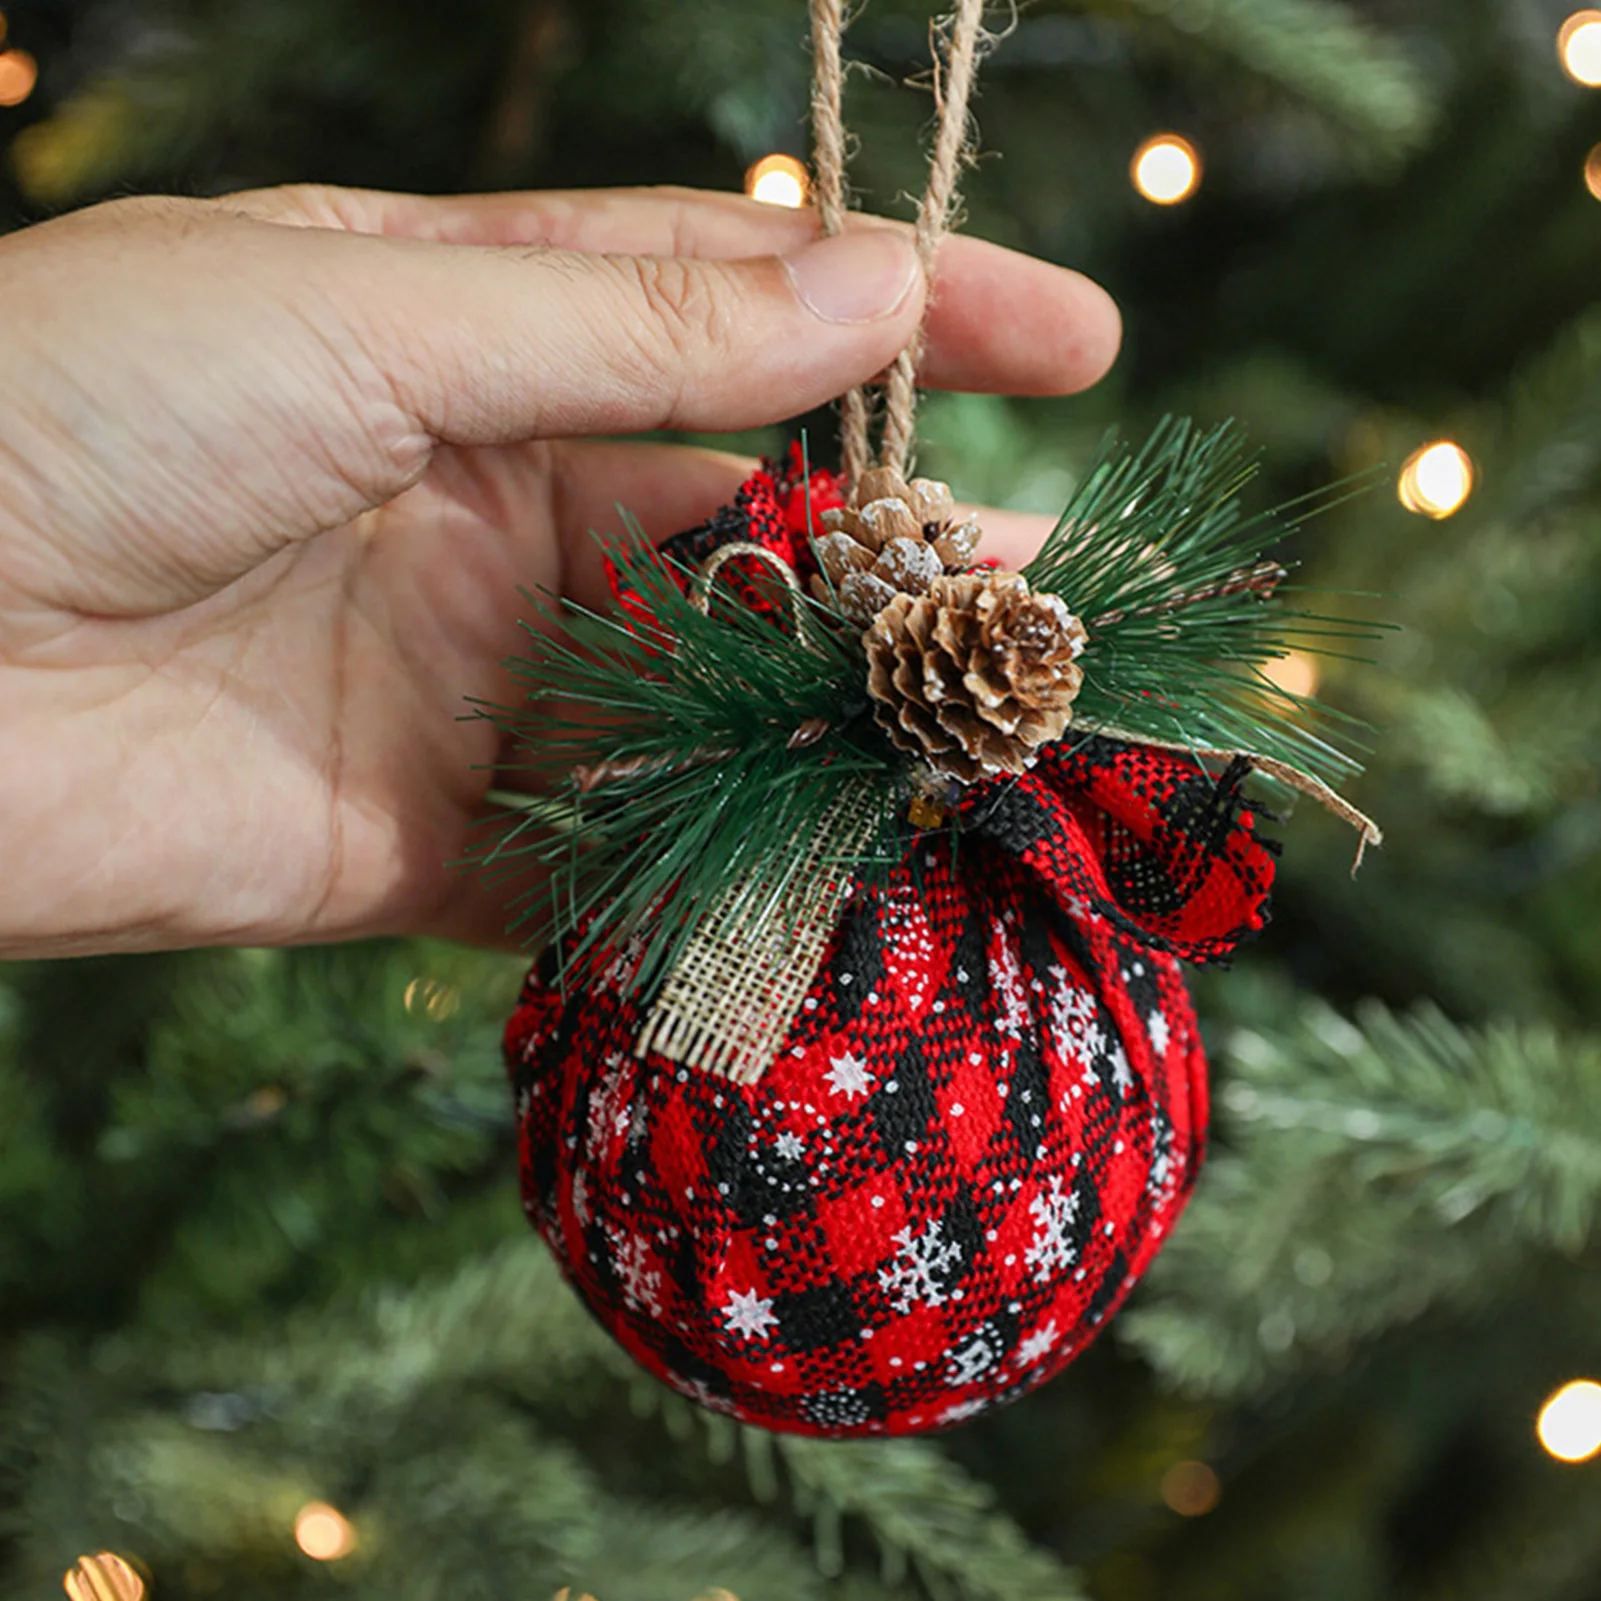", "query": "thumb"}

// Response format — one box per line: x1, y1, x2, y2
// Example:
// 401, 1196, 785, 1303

353, 228, 925, 445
